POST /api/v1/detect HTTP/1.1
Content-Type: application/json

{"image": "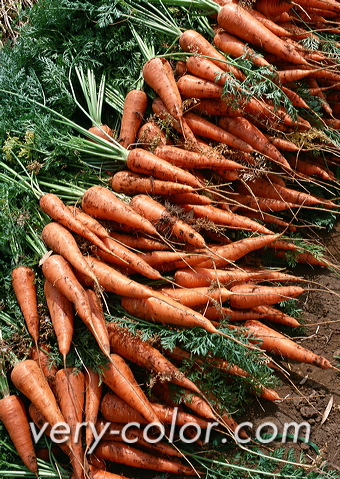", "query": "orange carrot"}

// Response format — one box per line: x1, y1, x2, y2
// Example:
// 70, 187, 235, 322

44, 280, 74, 363
216, 3, 308, 65
41, 221, 99, 284
180, 203, 273, 235
12, 266, 39, 344
166, 192, 213, 206
89, 466, 129, 479
92, 235, 162, 280
244, 320, 333, 368
126, 148, 204, 188
55, 367, 86, 479
142, 57, 183, 123
11, 360, 68, 442
119, 89, 148, 149
100, 354, 161, 426
192, 98, 243, 116
29, 343, 58, 393
130, 194, 207, 248
218, 116, 291, 169
287, 157, 335, 181
40, 193, 113, 255
228, 192, 297, 212
84, 369, 103, 451
86, 290, 110, 356
179, 29, 245, 80
94, 441, 196, 475
185, 55, 235, 87
213, 28, 271, 67
0, 395, 38, 474
110, 170, 195, 196
108, 232, 168, 251
101, 391, 210, 429
160, 286, 232, 308
81, 185, 159, 236
230, 284, 305, 309
107, 322, 202, 395
83, 255, 159, 298
137, 121, 168, 147
153, 144, 244, 170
